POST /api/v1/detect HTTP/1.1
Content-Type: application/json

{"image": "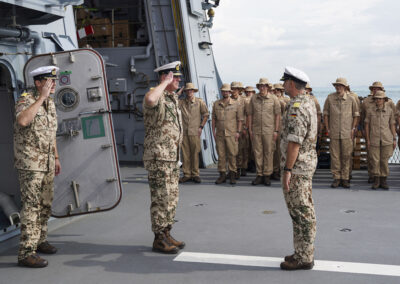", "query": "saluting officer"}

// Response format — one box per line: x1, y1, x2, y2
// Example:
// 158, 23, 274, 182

143, 61, 185, 254
212, 83, 244, 185
248, 78, 281, 186
365, 91, 397, 189
179, 83, 209, 184
231, 81, 246, 178
15, 66, 61, 268
279, 67, 317, 270
323, 78, 359, 188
